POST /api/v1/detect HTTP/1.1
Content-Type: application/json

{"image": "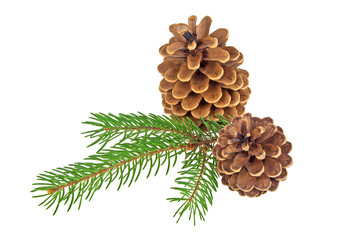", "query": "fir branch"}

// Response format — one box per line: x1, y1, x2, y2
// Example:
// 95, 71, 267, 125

189, 147, 208, 202
168, 145, 219, 225
82, 113, 229, 151
82, 113, 198, 151
32, 113, 231, 220
32, 134, 190, 215
45, 145, 187, 195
